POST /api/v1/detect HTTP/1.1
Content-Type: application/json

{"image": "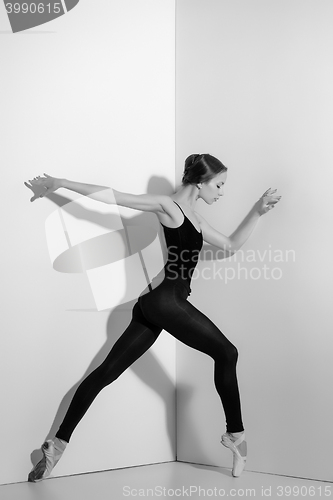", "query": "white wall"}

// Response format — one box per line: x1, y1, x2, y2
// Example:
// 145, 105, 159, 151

176, 0, 333, 481
0, 0, 176, 484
